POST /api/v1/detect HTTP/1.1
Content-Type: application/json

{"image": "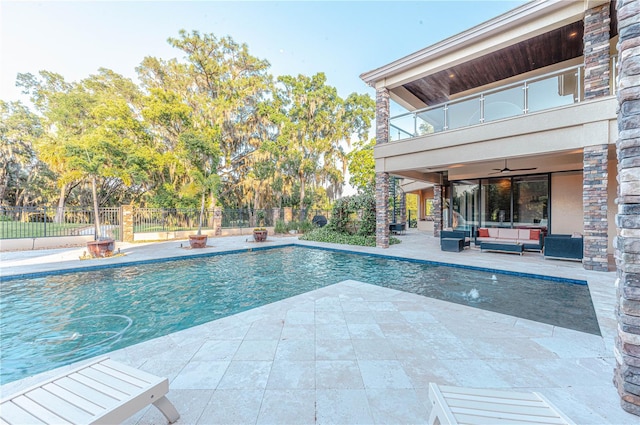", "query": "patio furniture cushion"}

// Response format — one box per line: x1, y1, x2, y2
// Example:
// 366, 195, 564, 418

0, 357, 179, 424
475, 227, 543, 251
